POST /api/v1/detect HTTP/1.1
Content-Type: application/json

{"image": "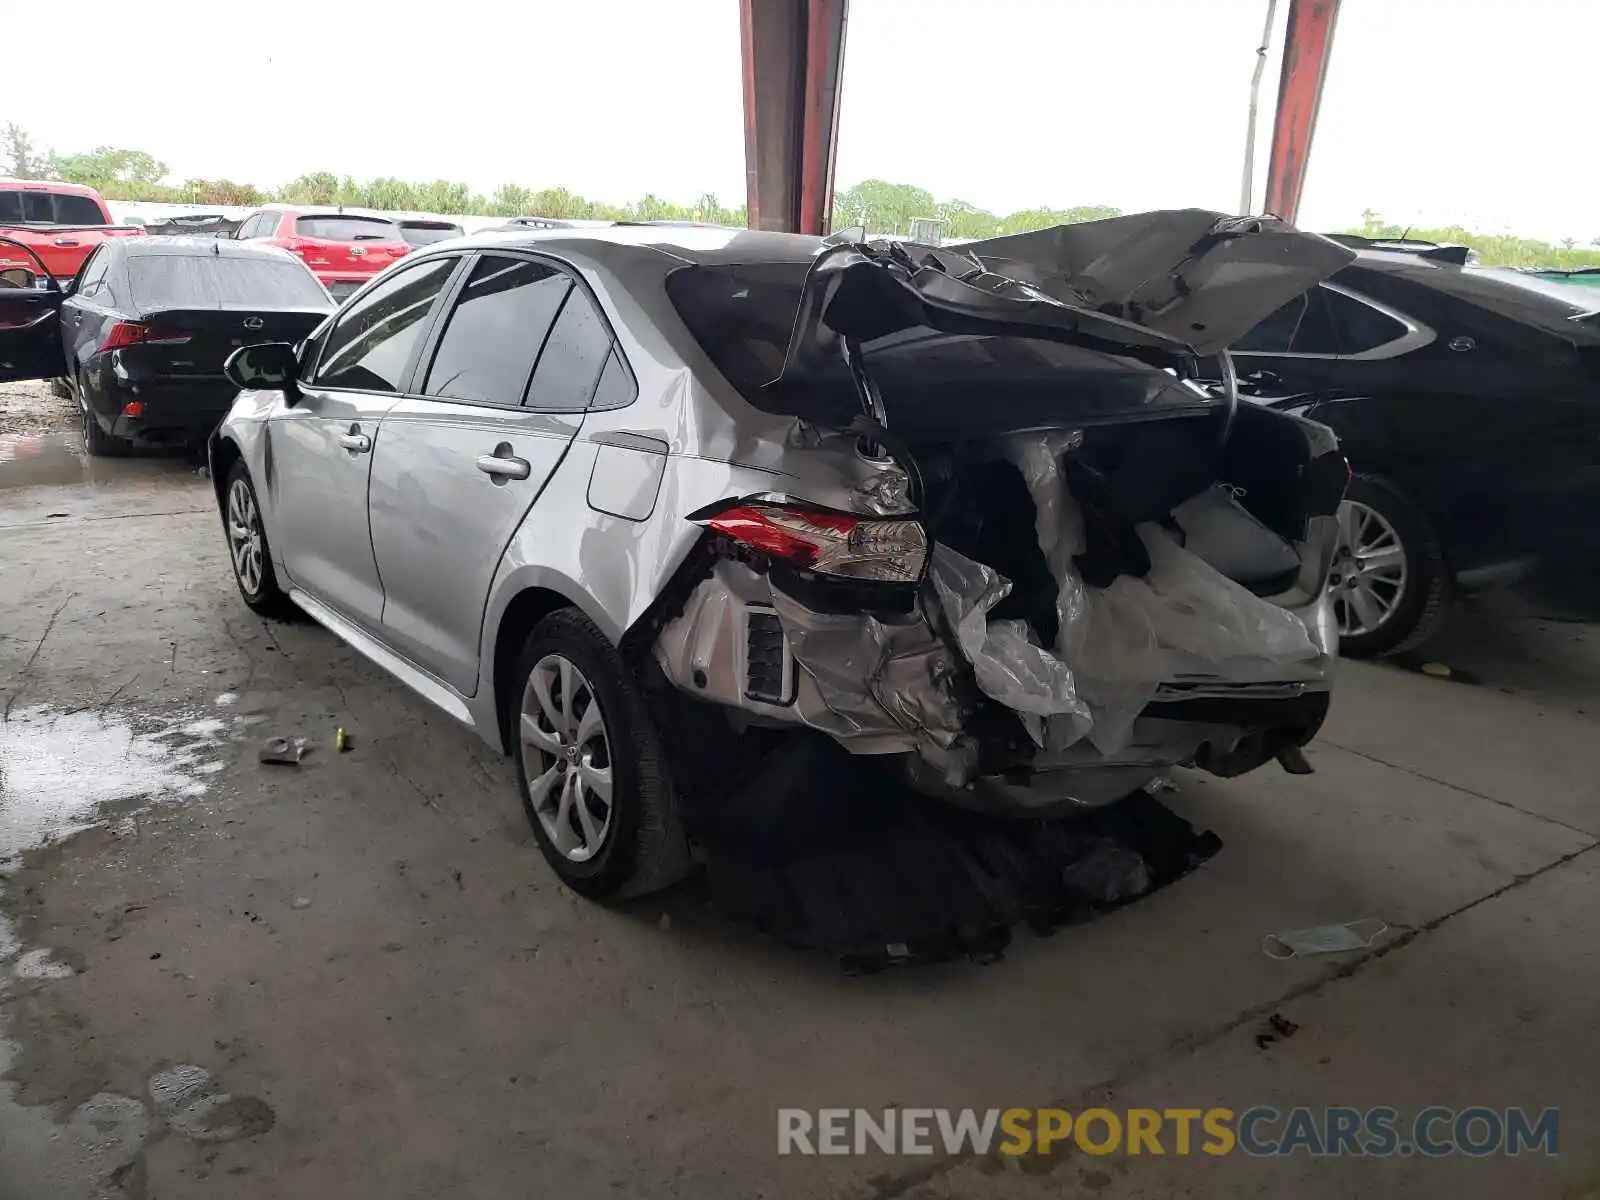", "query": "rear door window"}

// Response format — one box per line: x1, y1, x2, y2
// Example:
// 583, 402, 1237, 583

422, 255, 570, 405
53, 194, 105, 225
74, 248, 111, 298
308, 257, 458, 392
129, 255, 331, 310
296, 215, 402, 243
525, 286, 614, 411
1324, 288, 1410, 354
1233, 286, 1341, 355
